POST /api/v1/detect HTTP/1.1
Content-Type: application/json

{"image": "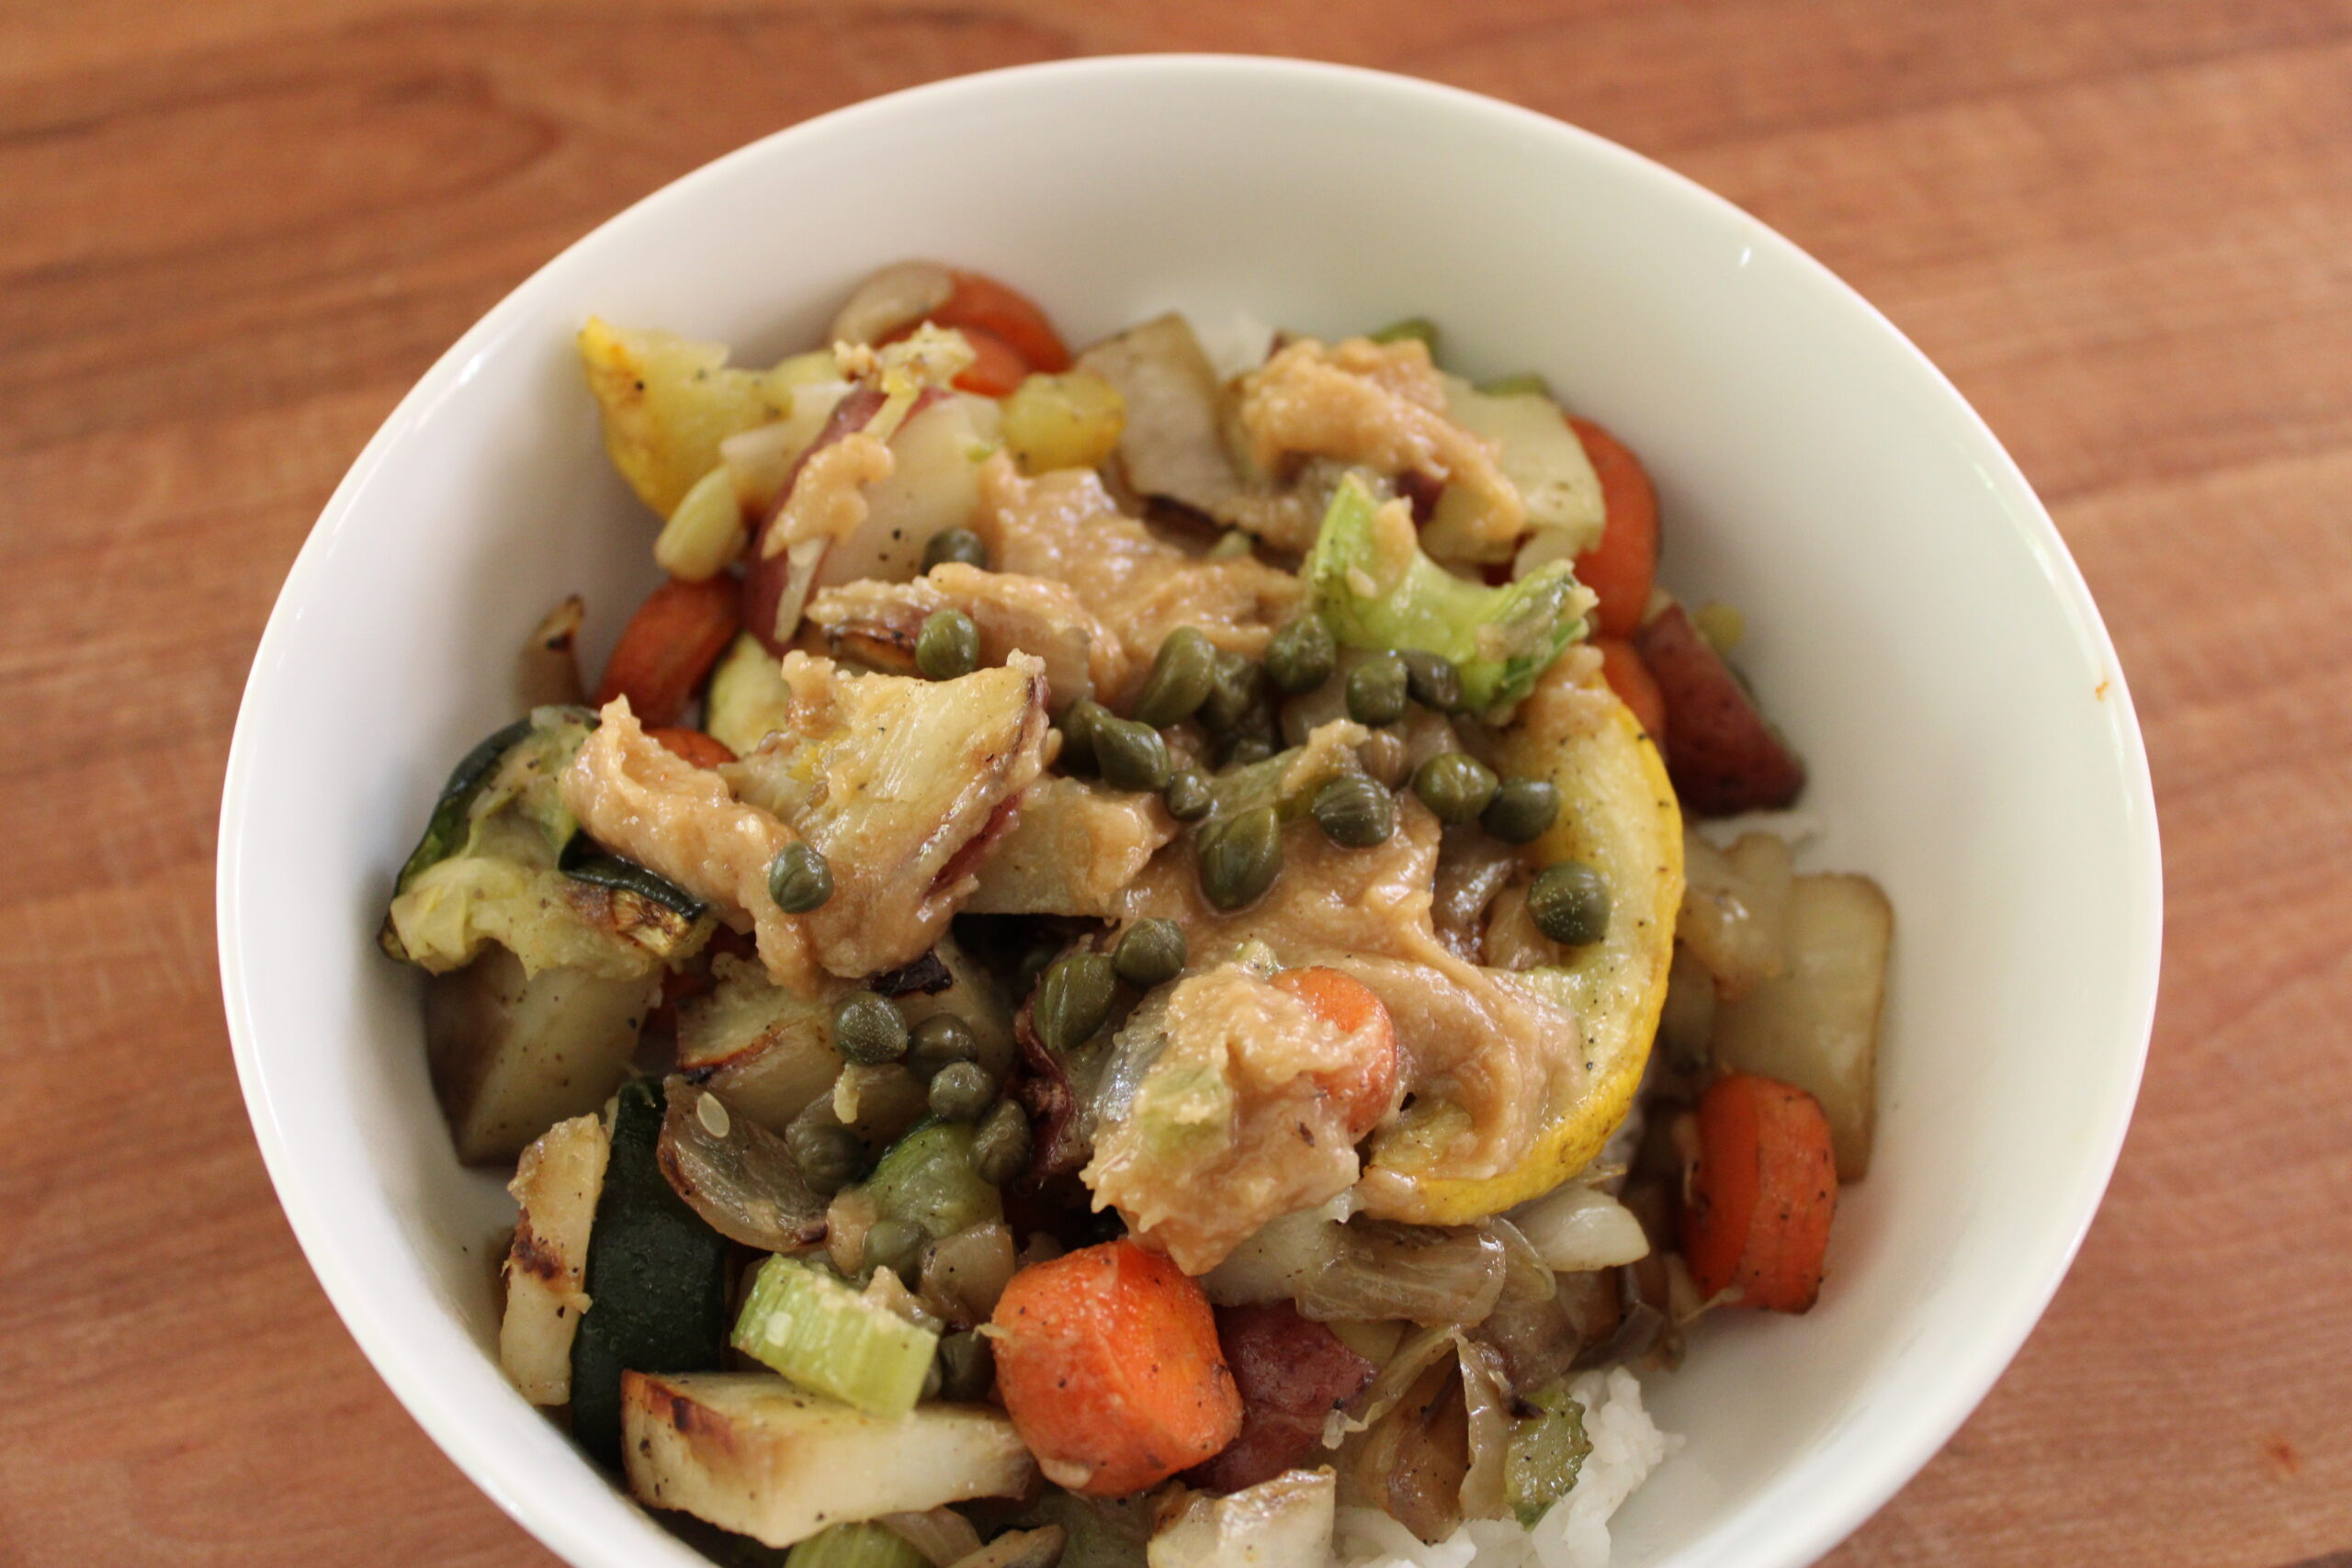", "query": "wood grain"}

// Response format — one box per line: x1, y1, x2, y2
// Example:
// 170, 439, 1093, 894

2, 2, 2346, 1563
